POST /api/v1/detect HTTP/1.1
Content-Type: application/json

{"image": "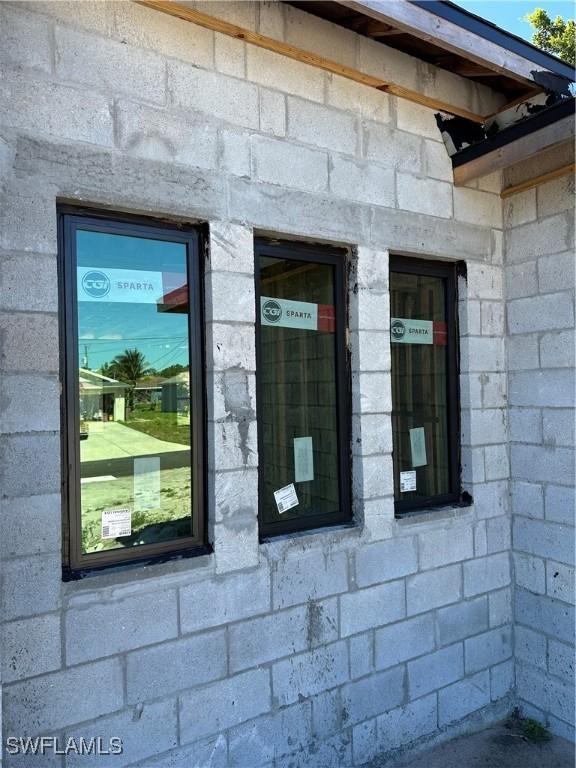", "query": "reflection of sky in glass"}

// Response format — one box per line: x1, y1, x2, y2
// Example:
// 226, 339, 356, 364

77, 231, 189, 371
